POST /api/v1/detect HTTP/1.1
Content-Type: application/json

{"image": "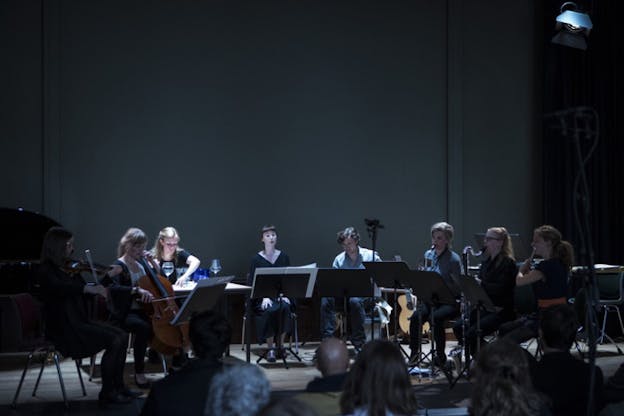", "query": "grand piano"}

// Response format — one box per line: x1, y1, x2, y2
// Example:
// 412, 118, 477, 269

0, 207, 61, 294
